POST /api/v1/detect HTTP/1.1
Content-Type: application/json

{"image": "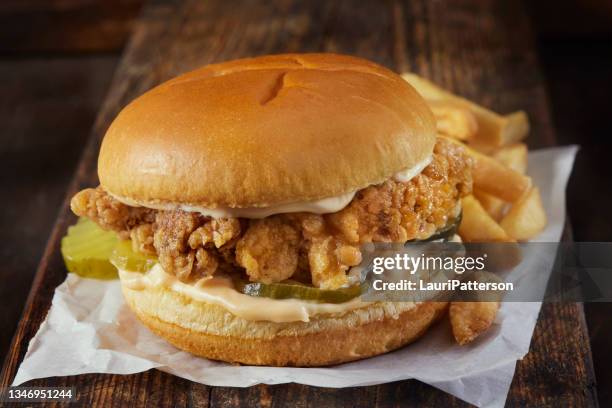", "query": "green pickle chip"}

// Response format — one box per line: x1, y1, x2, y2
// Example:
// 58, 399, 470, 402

61, 218, 158, 279
61, 219, 362, 303
109, 239, 158, 273
235, 280, 363, 304
61, 218, 119, 280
